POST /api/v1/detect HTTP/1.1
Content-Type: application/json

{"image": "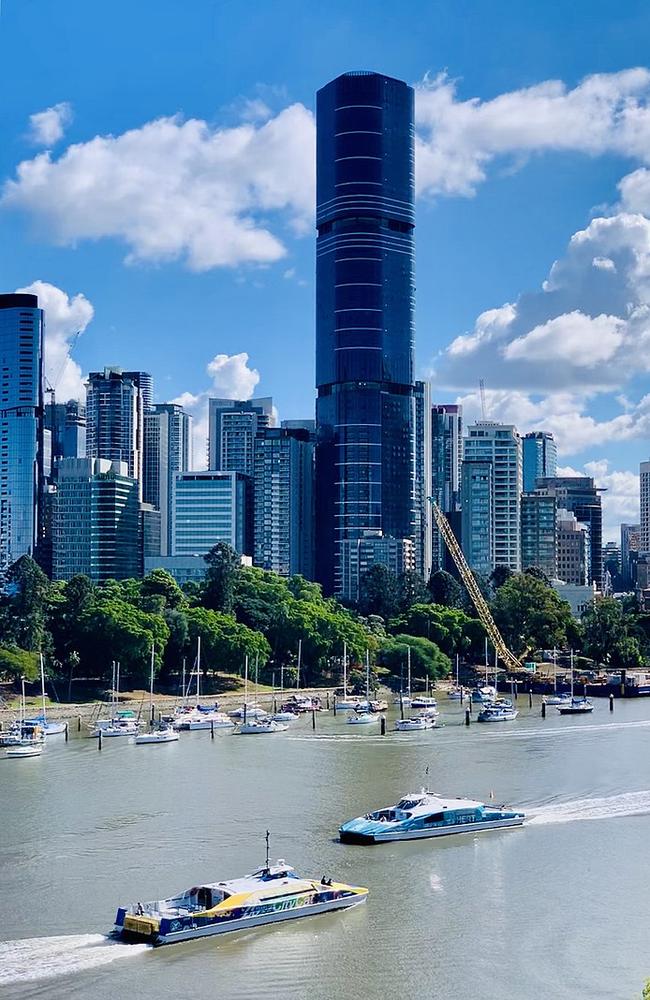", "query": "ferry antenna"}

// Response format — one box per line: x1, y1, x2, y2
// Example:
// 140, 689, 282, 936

265, 829, 270, 870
